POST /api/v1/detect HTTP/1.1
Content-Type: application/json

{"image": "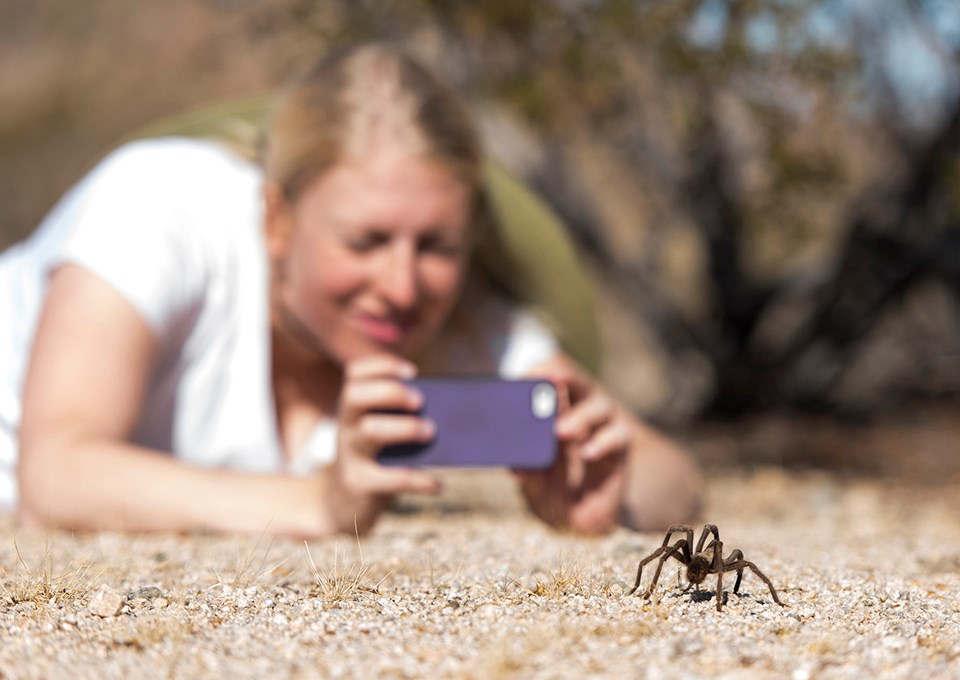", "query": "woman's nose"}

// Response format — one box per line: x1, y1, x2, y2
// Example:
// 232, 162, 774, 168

377, 242, 419, 310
